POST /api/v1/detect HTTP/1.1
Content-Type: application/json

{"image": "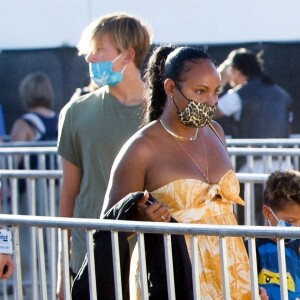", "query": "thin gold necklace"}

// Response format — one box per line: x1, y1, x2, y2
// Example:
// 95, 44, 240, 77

160, 118, 199, 141
175, 133, 209, 183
